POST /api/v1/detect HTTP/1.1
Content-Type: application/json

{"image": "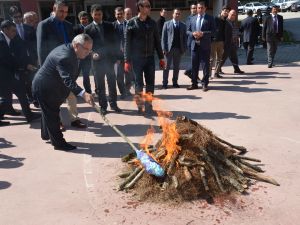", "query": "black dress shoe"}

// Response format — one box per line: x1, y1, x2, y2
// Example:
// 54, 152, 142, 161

268, 64, 272, 68
100, 108, 108, 115
172, 84, 180, 88
186, 85, 198, 90
214, 74, 223, 78
202, 85, 209, 92
111, 105, 122, 113
33, 101, 40, 108
6, 109, 21, 116
54, 143, 76, 151
161, 85, 168, 89
0, 121, 10, 126
234, 70, 245, 74
219, 70, 225, 74
71, 119, 87, 128
26, 112, 41, 123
